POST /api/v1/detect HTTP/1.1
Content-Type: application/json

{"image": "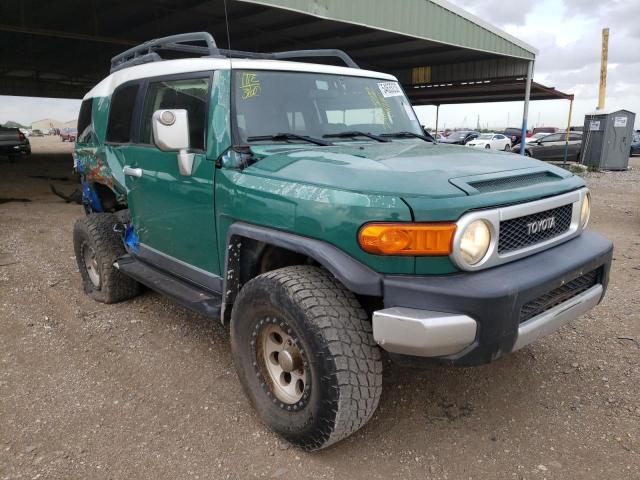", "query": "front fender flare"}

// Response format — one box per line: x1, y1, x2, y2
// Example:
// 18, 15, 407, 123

221, 222, 383, 322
